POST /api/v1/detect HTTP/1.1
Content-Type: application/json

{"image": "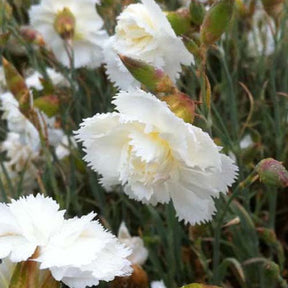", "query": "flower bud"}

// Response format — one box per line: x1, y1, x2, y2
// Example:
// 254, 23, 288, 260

166, 8, 191, 35
261, 0, 283, 20
110, 264, 148, 288
255, 158, 288, 188
119, 55, 176, 94
200, 0, 234, 46
183, 34, 201, 59
189, 0, 206, 26
53, 7, 76, 40
160, 92, 196, 124
263, 261, 280, 281
20, 26, 45, 47
2, 57, 30, 109
256, 227, 277, 246
34, 95, 60, 117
